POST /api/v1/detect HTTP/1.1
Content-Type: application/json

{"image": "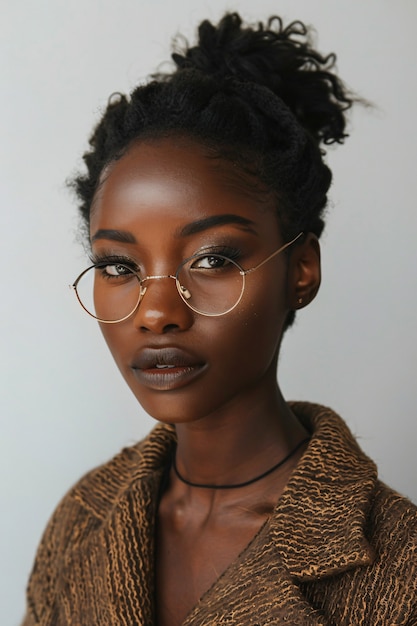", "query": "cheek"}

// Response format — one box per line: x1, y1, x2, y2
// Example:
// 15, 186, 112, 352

207, 284, 287, 382
232, 306, 283, 370
236, 273, 287, 352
